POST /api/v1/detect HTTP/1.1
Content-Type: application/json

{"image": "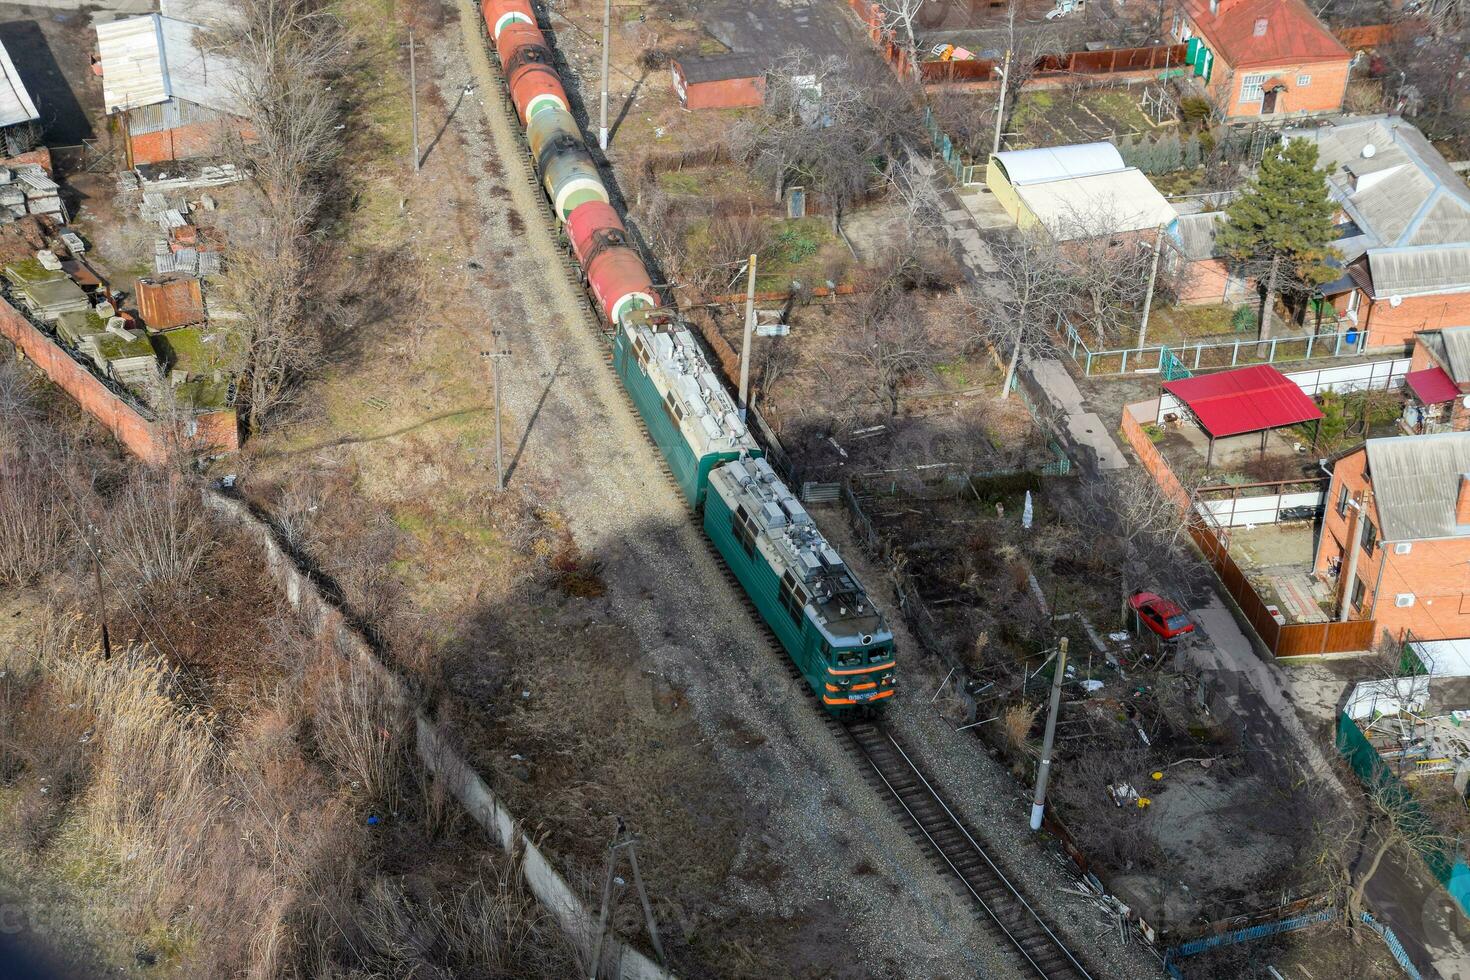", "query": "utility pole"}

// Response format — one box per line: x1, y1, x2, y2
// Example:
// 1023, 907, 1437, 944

1137, 223, 1167, 350
481, 345, 511, 491
88, 524, 111, 659
737, 253, 757, 423
409, 29, 420, 173
592, 818, 667, 978
991, 49, 1011, 156
1339, 491, 1369, 622
1030, 636, 1067, 831
598, 0, 612, 150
